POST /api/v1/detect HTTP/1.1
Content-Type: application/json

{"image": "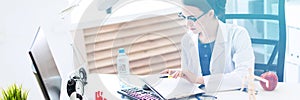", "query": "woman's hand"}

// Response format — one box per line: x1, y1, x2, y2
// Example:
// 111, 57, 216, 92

160, 69, 182, 78
160, 69, 204, 84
